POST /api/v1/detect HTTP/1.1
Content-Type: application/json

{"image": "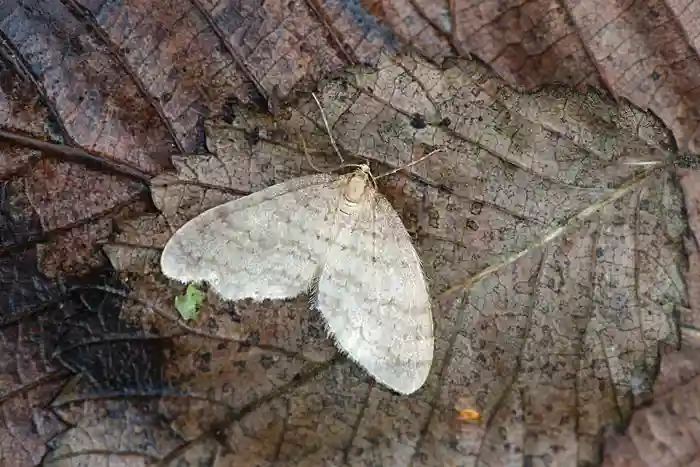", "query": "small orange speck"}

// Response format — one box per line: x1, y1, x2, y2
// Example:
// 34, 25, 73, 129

457, 409, 482, 423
